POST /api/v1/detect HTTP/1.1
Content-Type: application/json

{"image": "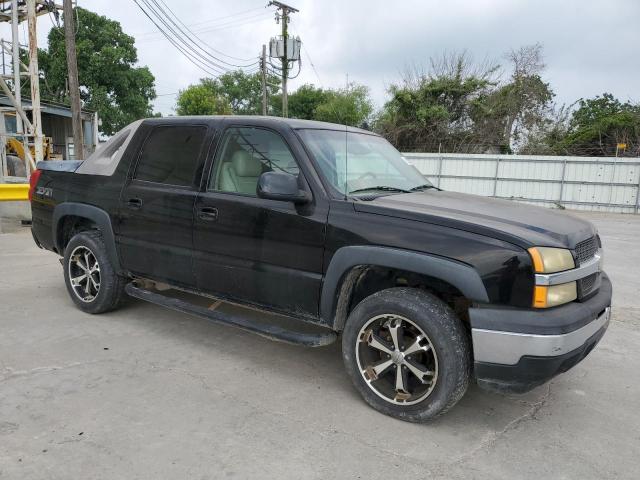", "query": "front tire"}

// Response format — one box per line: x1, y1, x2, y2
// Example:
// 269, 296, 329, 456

63, 230, 126, 314
342, 287, 471, 422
